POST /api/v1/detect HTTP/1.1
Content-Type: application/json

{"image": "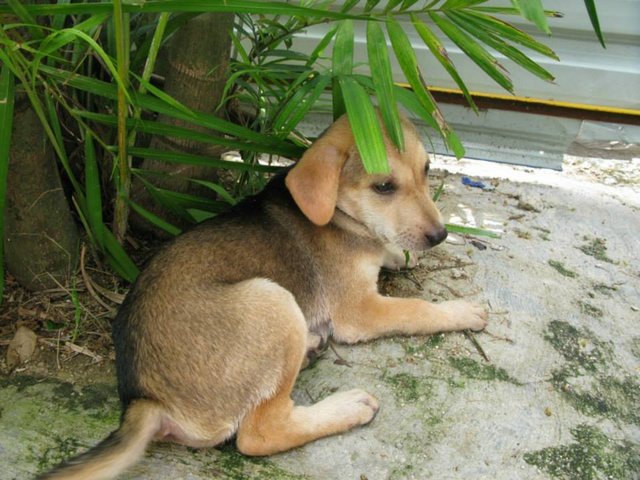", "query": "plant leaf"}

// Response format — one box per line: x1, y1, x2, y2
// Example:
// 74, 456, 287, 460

446, 223, 500, 238
510, 0, 550, 34
189, 179, 237, 205
126, 146, 284, 174
134, 175, 196, 223
306, 24, 338, 66
0, 1, 366, 20
83, 130, 105, 249
0, 65, 15, 304
446, 11, 555, 83
103, 228, 140, 282
471, 6, 562, 18
332, 19, 355, 119
429, 12, 514, 93
32, 14, 111, 71
454, 10, 558, 60
366, 21, 404, 151
411, 14, 477, 112
39, 66, 303, 157
338, 75, 389, 174
6, 0, 44, 39
128, 199, 182, 236
386, 18, 464, 158
272, 74, 331, 136
583, 0, 605, 48
76, 110, 298, 158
